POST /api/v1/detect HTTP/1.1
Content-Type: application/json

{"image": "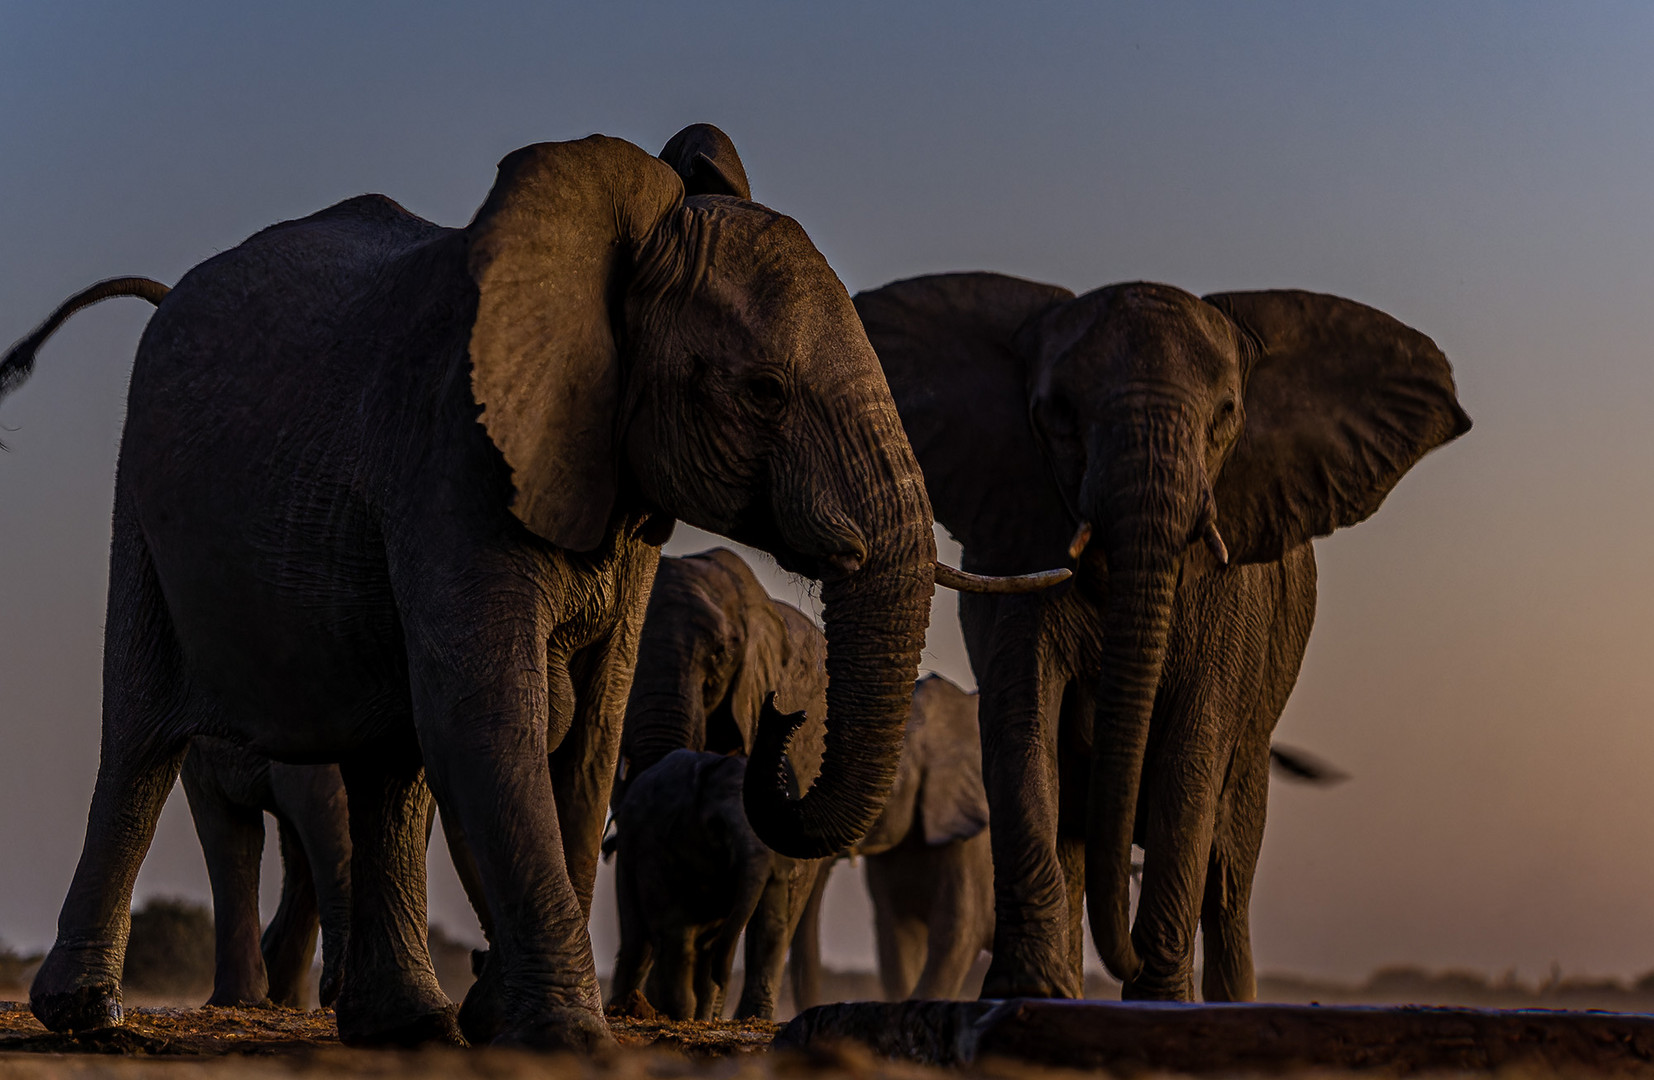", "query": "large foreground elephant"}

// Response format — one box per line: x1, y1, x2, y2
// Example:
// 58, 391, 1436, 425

180, 740, 351, 1009
859, 274, 1469, 1001
1, 127, 1054, 1049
